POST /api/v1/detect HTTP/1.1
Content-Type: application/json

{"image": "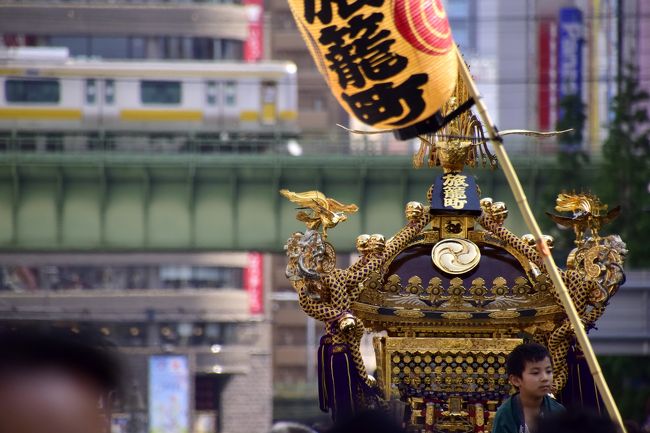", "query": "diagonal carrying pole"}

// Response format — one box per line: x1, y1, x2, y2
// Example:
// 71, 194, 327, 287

454, 47, 626, 432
